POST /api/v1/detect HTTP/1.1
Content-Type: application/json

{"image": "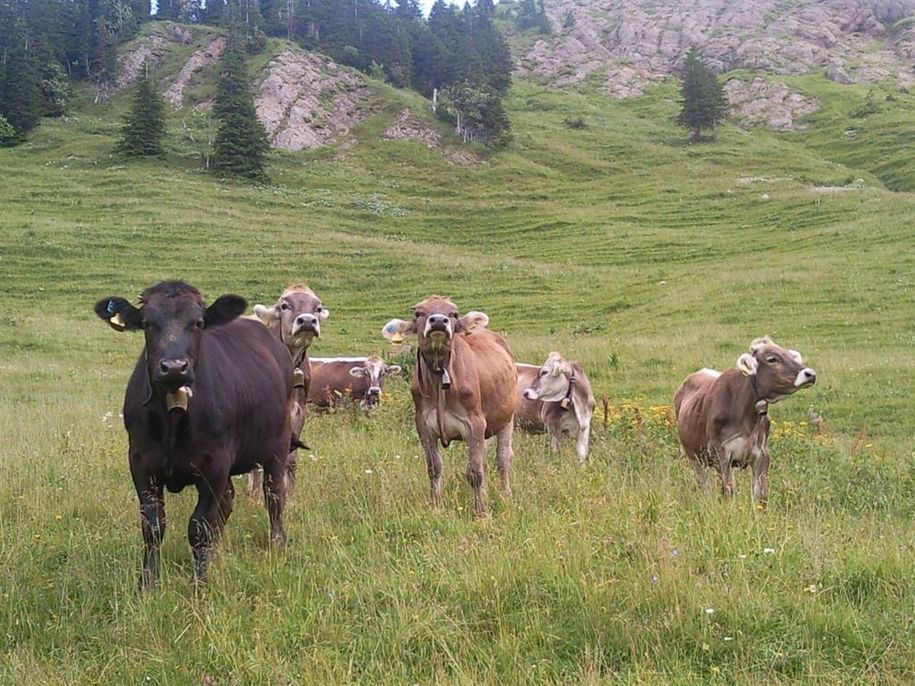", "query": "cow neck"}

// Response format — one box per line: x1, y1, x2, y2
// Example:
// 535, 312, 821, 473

559, 369, 576, 411
747, 374, 769, 417
417, 345, 453, 449
417, 345, 452, 394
